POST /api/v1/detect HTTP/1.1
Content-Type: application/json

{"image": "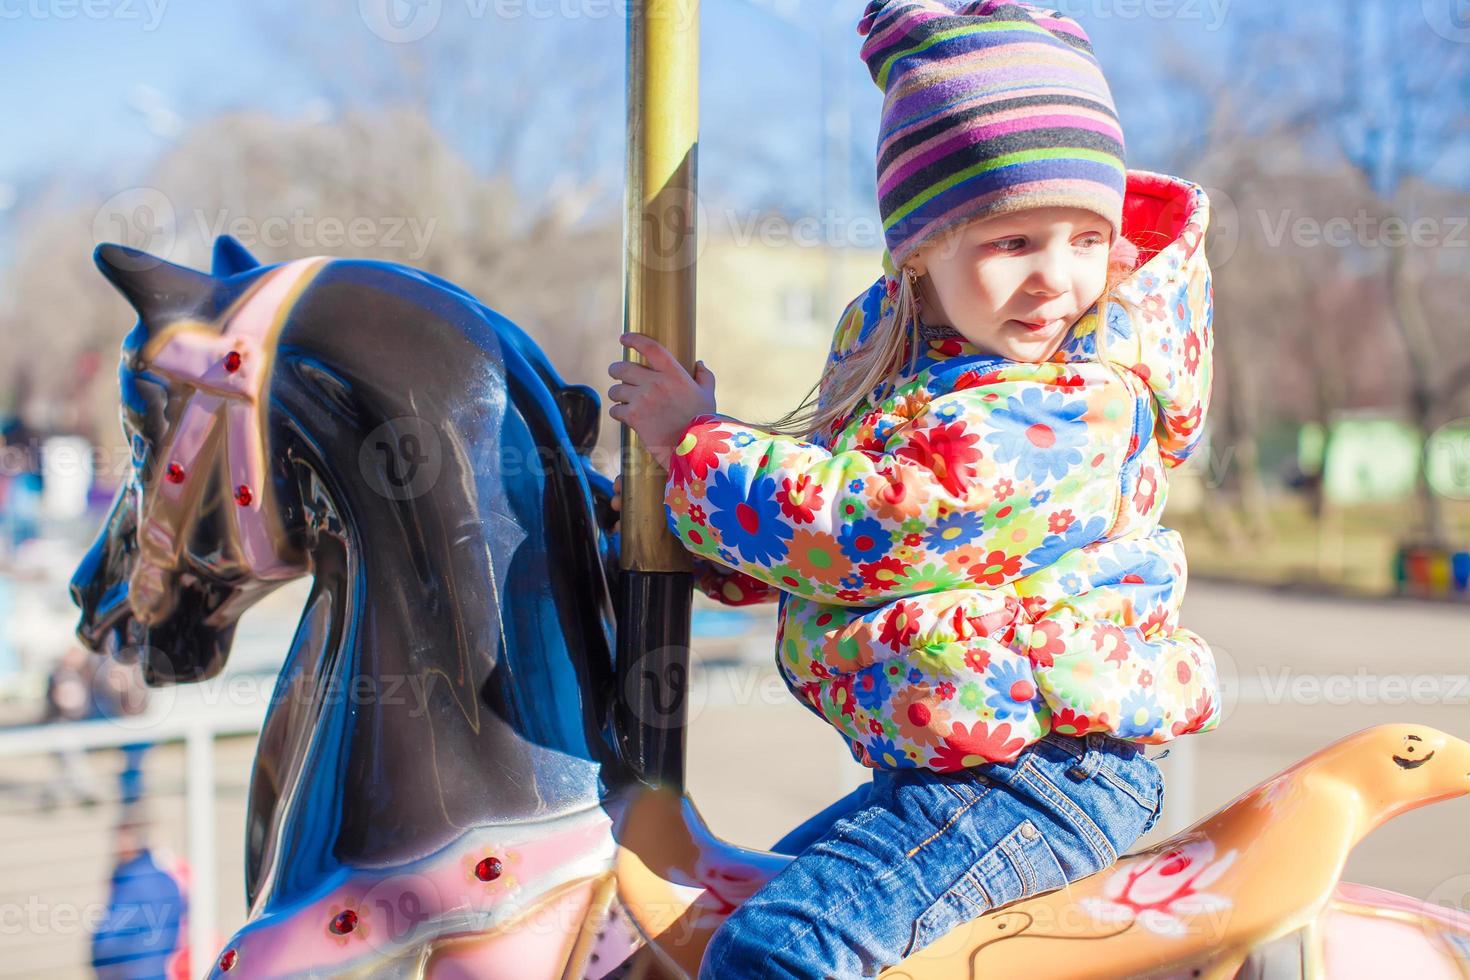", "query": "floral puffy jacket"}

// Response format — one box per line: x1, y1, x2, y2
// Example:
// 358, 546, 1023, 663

664, 170, 1222, 772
